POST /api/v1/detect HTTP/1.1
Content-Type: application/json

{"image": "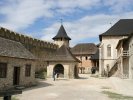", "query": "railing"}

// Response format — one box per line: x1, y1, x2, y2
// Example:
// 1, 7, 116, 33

122, 51, 129, 56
